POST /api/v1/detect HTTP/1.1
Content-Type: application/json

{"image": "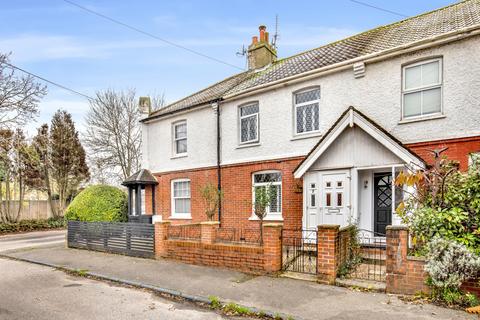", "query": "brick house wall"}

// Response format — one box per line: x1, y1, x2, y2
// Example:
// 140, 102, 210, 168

146, 156, 303, 229
406, 136, 480, 170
